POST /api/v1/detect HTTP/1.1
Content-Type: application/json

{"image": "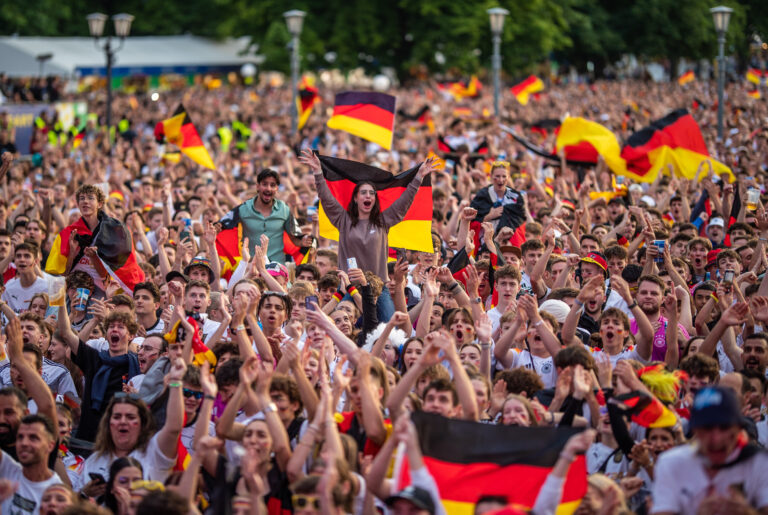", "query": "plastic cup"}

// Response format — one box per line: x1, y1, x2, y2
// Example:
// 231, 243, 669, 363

48, 276, 66, 307
73, 288, 90, 311
747, 188, 760, 211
